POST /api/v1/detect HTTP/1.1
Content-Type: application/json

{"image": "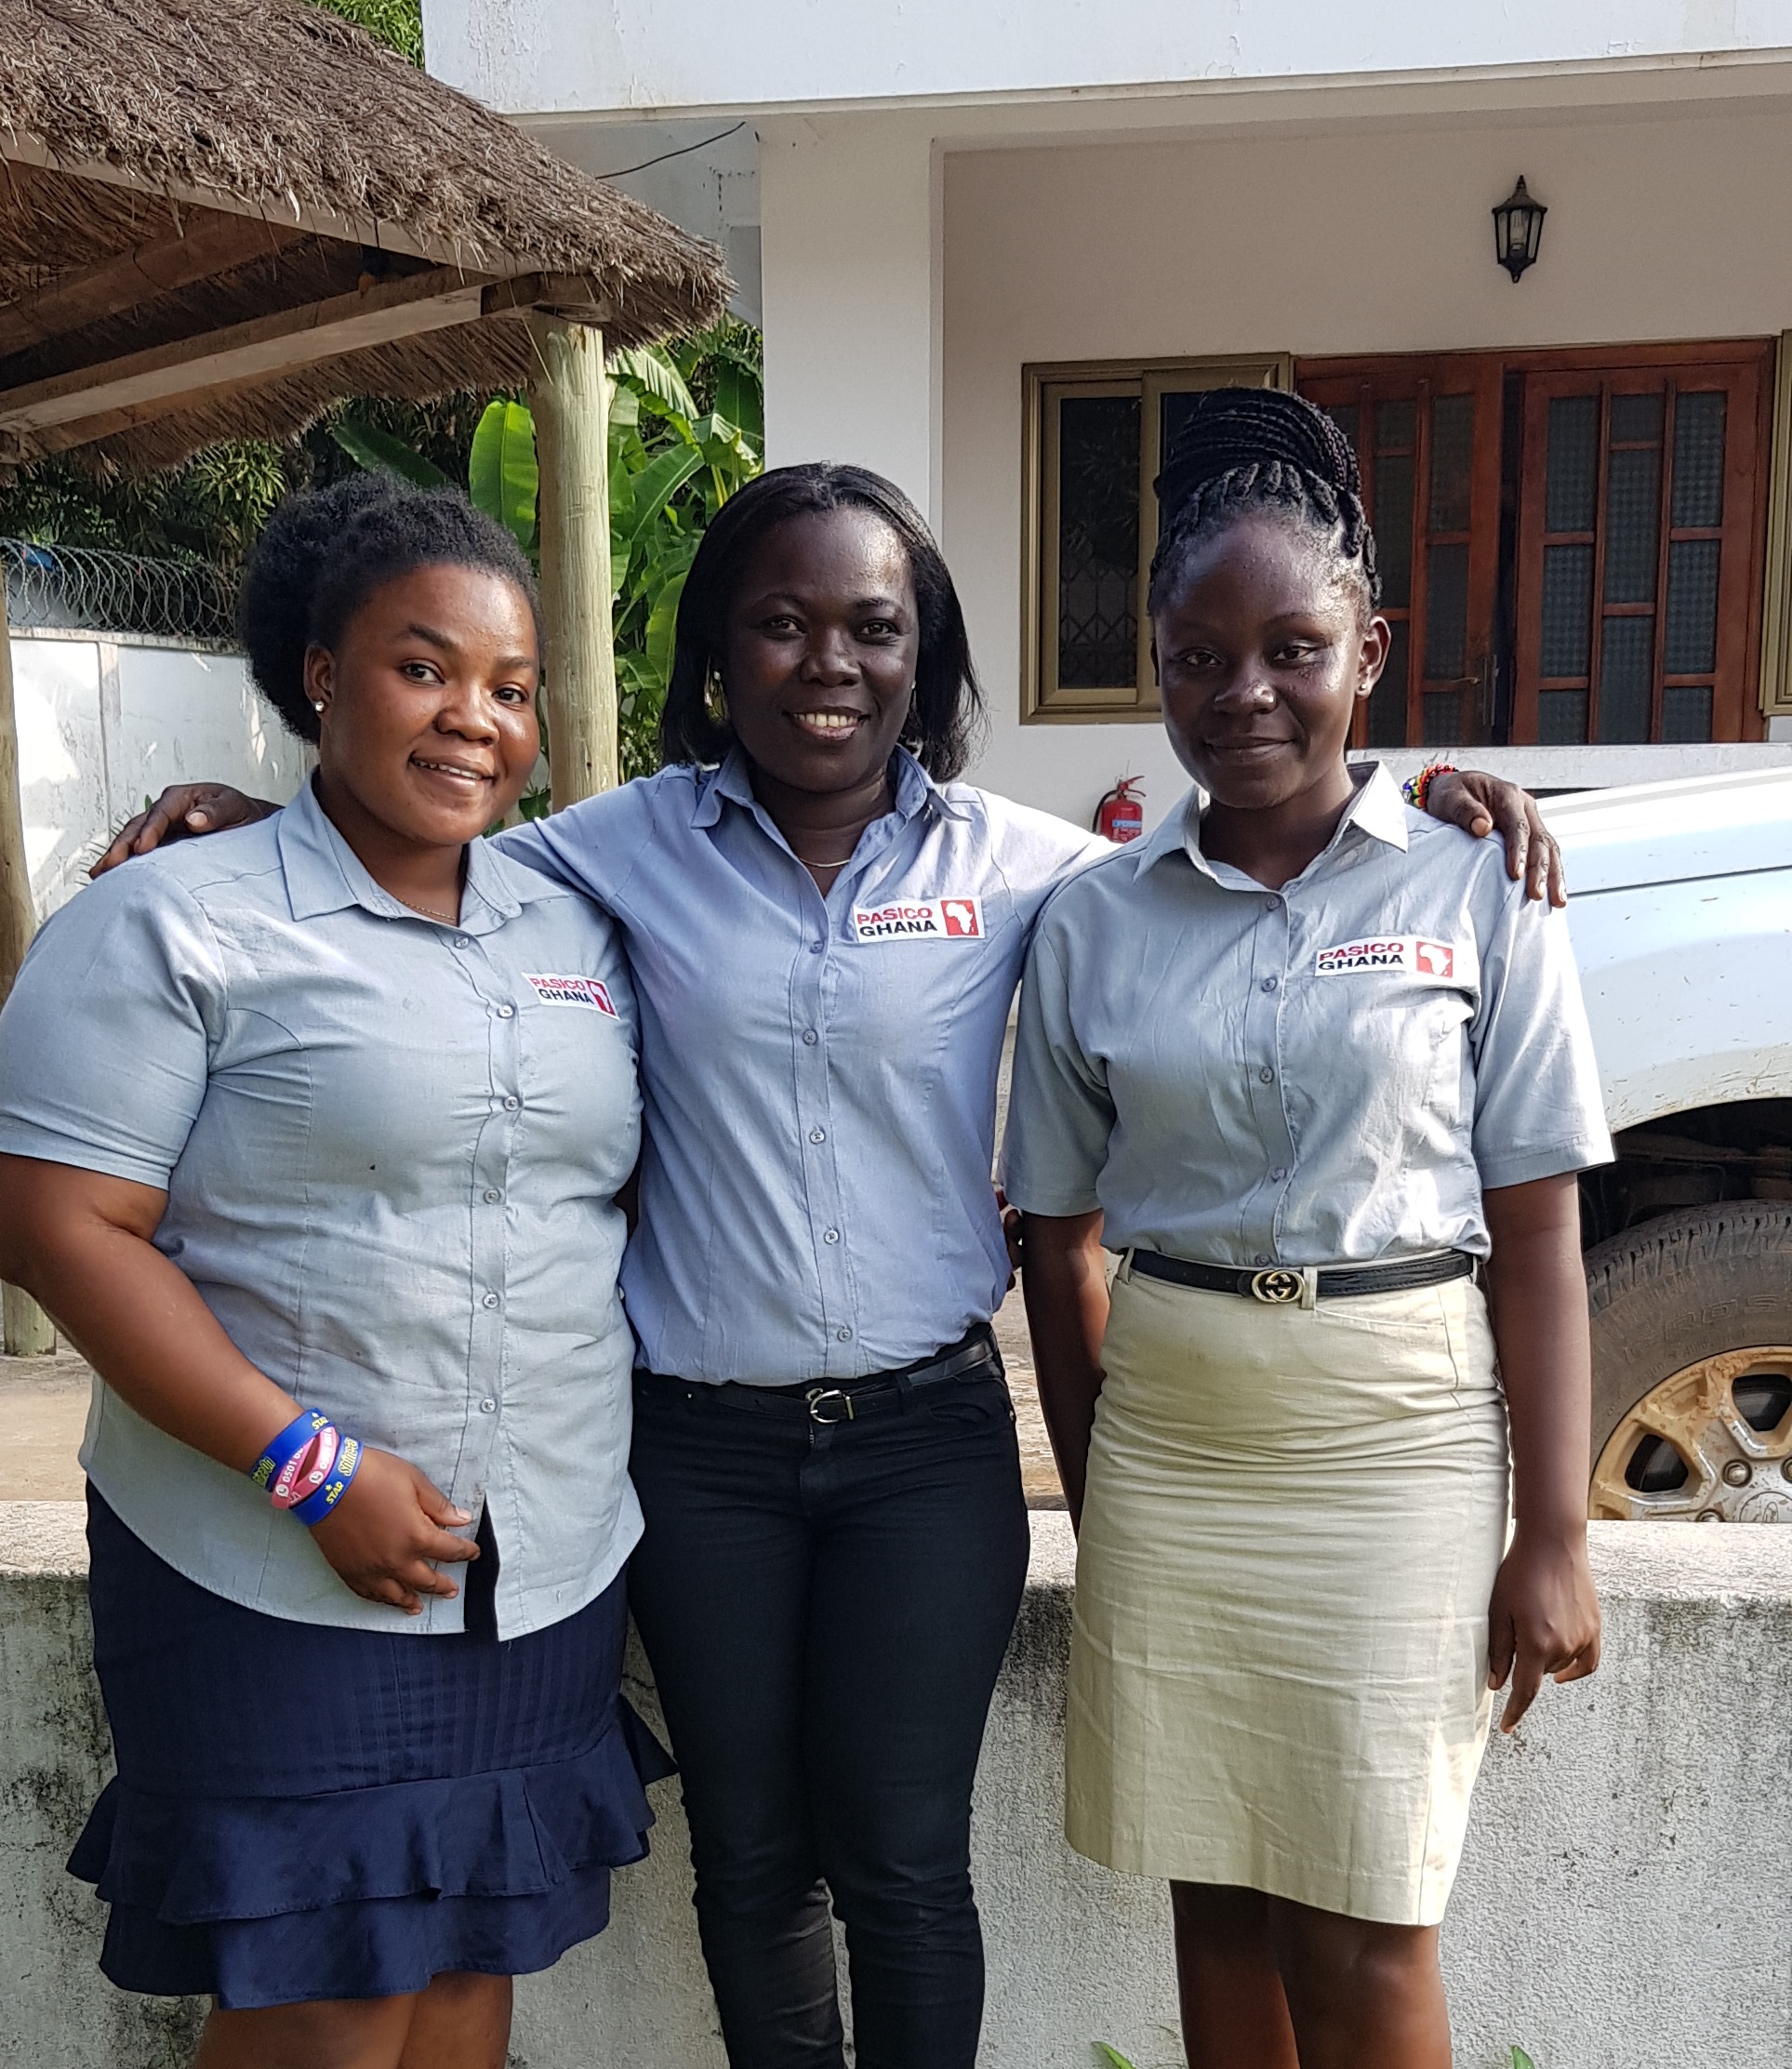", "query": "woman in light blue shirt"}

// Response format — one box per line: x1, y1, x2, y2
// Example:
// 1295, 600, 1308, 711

98, 463, 1556, 2069
0, 481, 661, 2069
